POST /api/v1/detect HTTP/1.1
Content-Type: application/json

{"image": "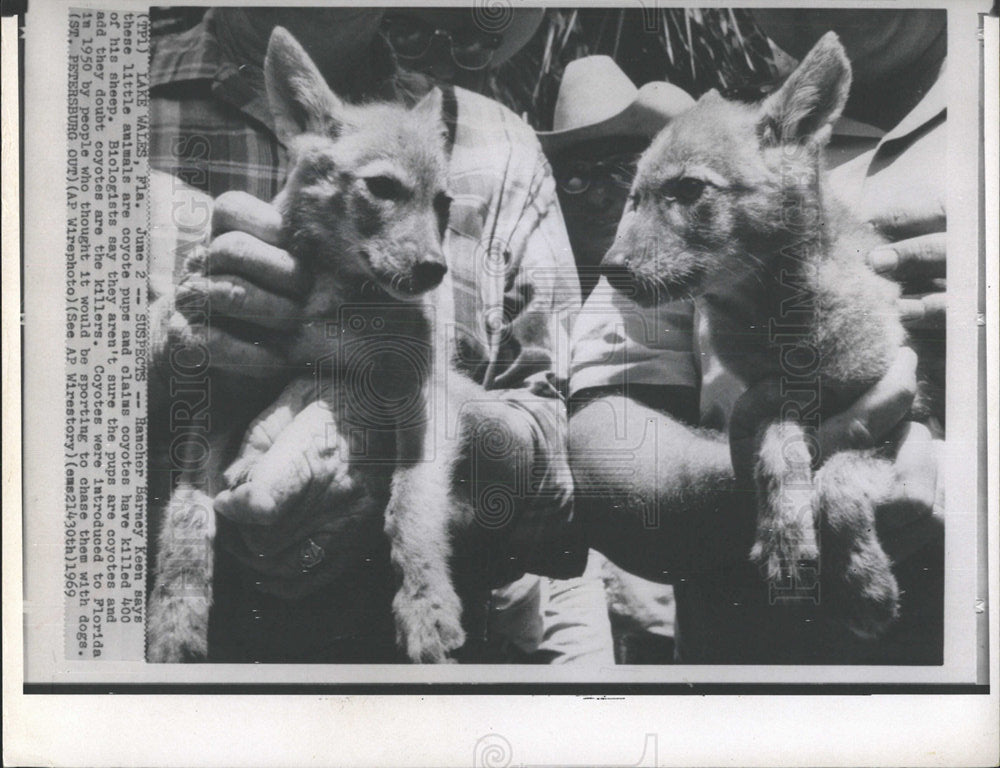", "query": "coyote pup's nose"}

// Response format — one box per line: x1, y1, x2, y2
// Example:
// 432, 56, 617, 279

412, 260, 448, 292
599, 248, 633, 293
